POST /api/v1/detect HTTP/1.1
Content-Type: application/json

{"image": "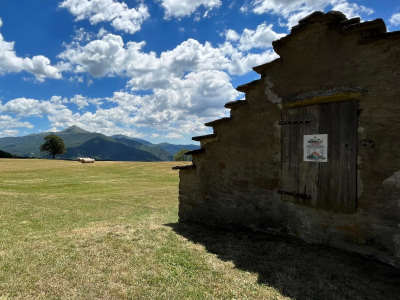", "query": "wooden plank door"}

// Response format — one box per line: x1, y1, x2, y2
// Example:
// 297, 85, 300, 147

280, 101, 358, 213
